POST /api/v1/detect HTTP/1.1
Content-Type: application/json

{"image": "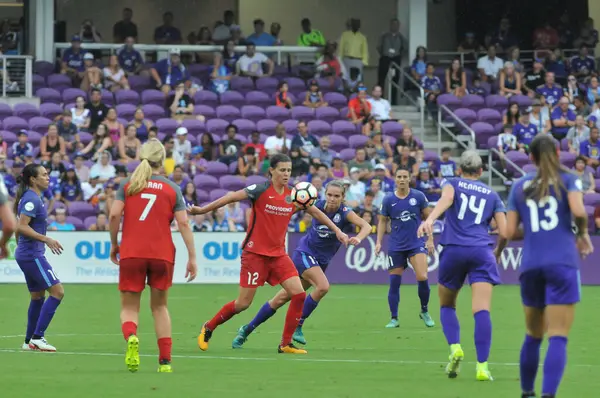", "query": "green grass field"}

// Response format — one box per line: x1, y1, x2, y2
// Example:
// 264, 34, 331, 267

0, 284, 597, 397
